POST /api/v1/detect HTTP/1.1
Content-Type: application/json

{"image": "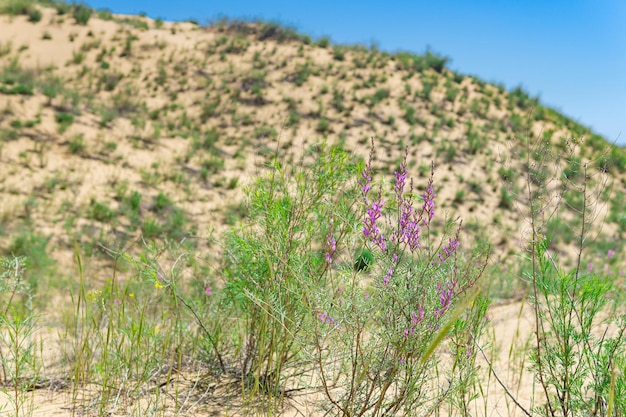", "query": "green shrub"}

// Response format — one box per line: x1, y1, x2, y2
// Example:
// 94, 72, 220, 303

316, 117, 329, 133
0, 0, 33, 16
27, 7, 41, 23
88, 198, 115, 222
68, 133, 85, 154
353, 248, 373, 271
370, 88, 390, 107
96, 8, 112, 20
316, 36, 330, 48
498, 187, 514, 209
4, 232, 55, 288
53, 1, 72, 15
332, 46, 345, 61
55, 111, 74, 133
73, 4, 92, 25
